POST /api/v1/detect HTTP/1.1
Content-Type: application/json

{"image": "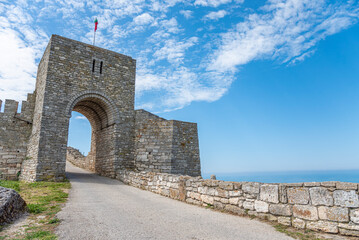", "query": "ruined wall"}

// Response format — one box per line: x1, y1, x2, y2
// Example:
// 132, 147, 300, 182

66, 147, 95, 172
134, 110, 200, 176
117, 170, 359, 237
0, 94, 35, 180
